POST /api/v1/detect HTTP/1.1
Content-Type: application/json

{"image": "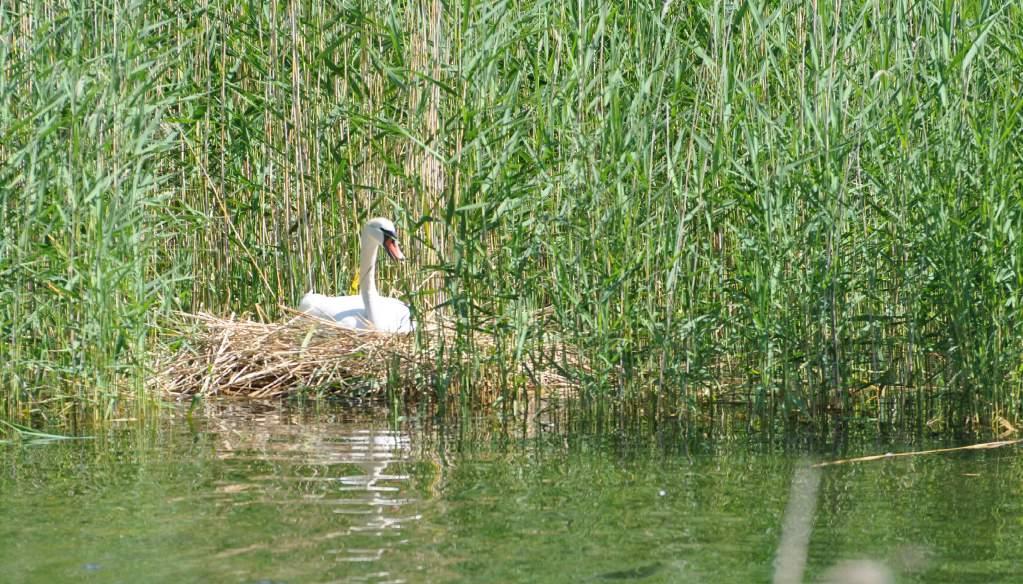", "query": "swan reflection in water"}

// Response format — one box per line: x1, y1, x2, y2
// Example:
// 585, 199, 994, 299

200, 402, 420, 566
